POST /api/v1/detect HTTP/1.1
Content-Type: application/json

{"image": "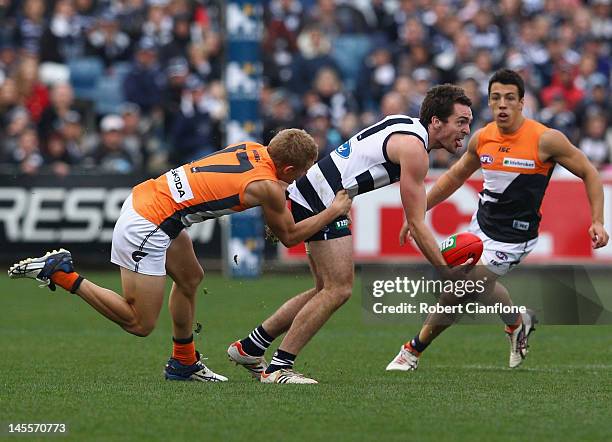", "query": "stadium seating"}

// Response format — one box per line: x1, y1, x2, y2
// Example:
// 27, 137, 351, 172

68, 57, 105, 101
